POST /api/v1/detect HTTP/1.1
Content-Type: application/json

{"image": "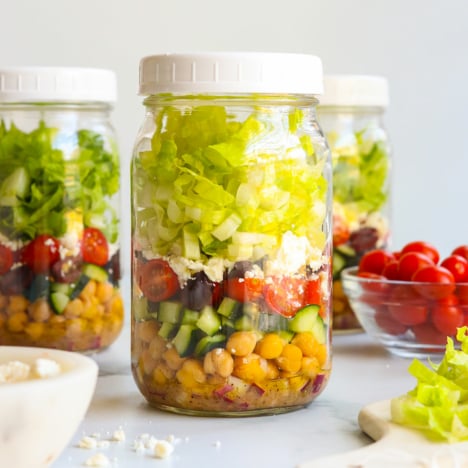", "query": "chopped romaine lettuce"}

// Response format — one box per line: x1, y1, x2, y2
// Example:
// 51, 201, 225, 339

0, 120, 119, 241
391, 327, 468, 442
